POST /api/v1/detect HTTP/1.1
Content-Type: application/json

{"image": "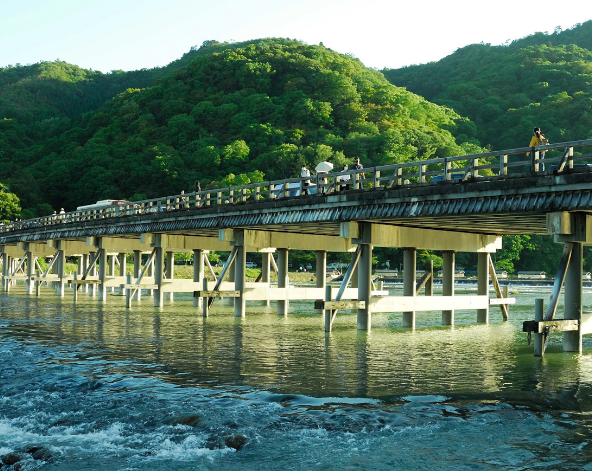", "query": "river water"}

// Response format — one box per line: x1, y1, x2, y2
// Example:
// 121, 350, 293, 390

2, 283, 592, 470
